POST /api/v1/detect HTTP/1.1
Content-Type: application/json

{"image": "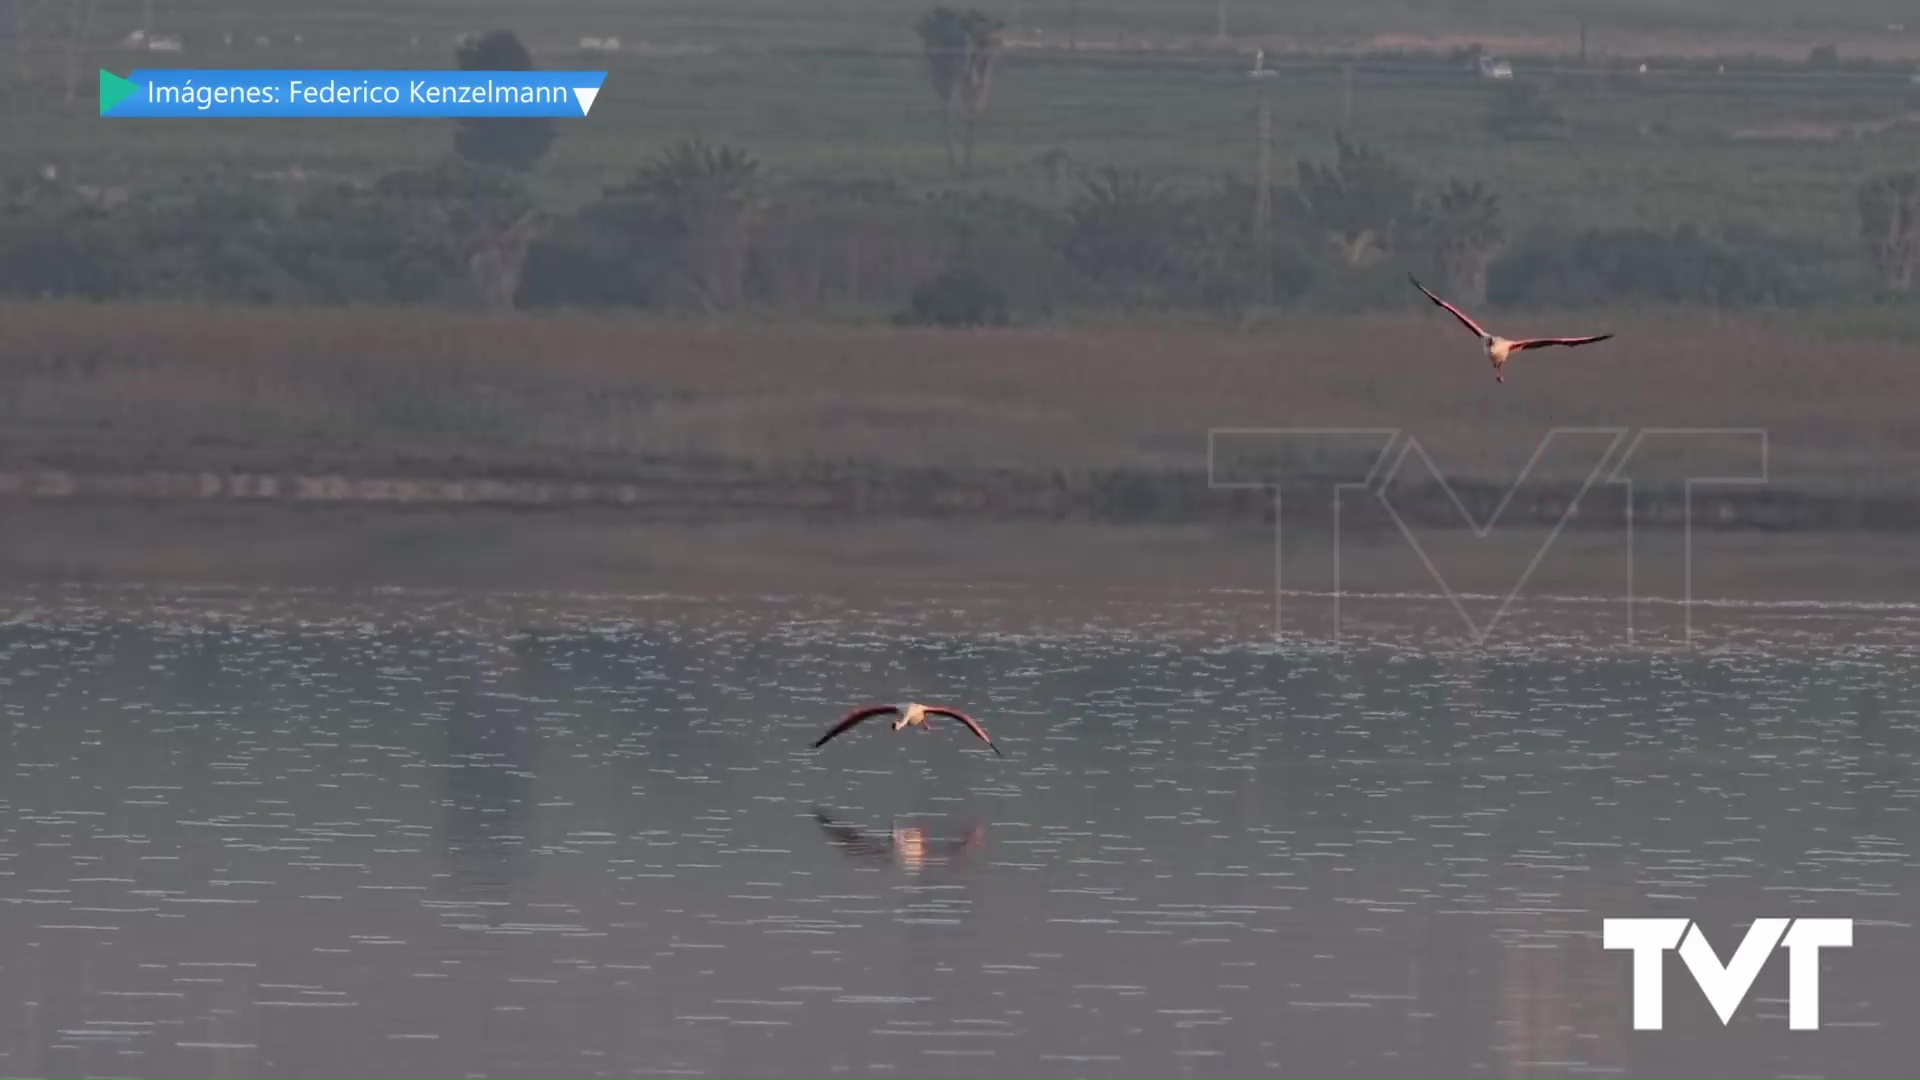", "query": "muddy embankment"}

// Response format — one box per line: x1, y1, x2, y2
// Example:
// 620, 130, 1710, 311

7, 303, 1920, 540
0, 465, 1908, 533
